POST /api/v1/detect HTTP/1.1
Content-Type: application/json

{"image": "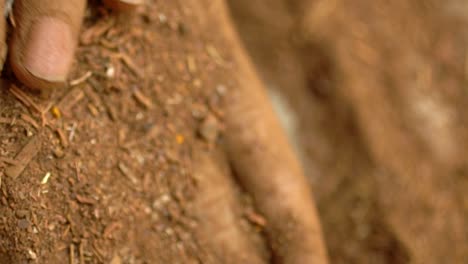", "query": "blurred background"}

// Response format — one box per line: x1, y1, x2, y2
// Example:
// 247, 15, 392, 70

227, 0, 468, 263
